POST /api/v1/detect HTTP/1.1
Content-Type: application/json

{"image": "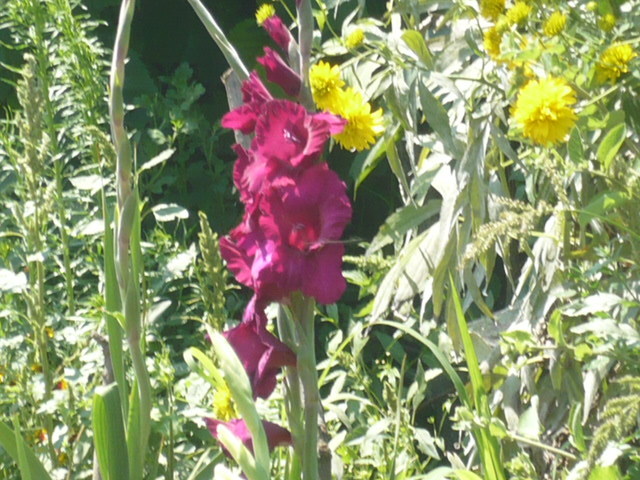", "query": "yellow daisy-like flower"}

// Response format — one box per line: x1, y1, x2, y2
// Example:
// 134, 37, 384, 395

599, 13, 616, 32
213, 381, 237, 421
345, 28, 365, 49
596, 43, 637, 83
511, 76, 577, 145
479, 0, 505, 21
506, 2, 532, 25
495, 15, 511, 33
483, 27, 503, 60
544, 11, 567, 37
333, 88, 384, 151
255, 3, 276, 26
310, 61, 345, 111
